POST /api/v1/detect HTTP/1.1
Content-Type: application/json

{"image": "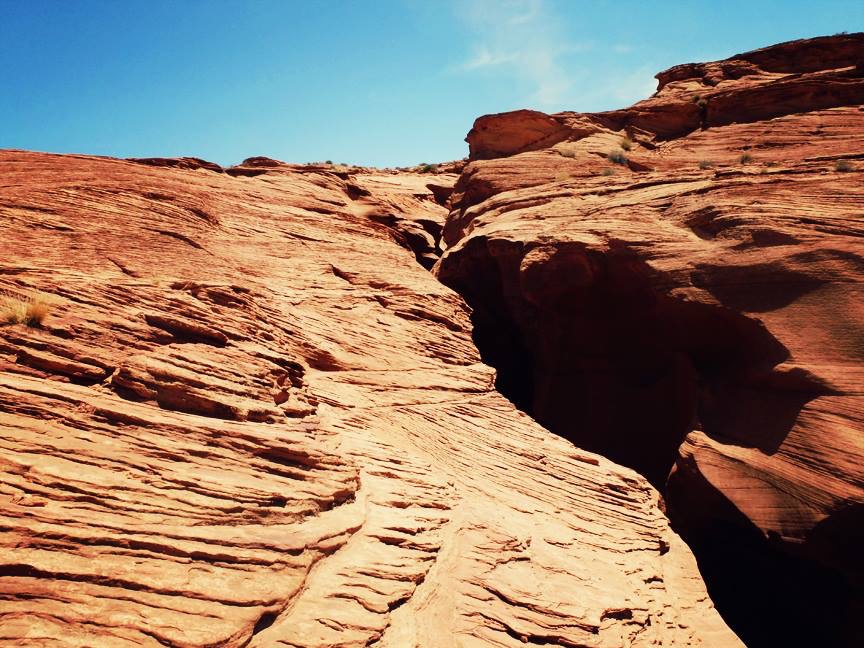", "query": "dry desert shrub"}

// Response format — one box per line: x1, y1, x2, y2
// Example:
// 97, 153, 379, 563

0, 291, 58, 327
607, 150, 627, 165
557, 143, 580, 159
